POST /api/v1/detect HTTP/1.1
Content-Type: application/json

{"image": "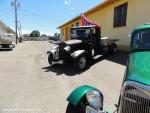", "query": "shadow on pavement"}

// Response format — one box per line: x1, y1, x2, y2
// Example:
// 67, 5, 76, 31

0, 49, 12, 52
105, 51, 129, 66
42, 51, 129, 76
42, 64, 83, 76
